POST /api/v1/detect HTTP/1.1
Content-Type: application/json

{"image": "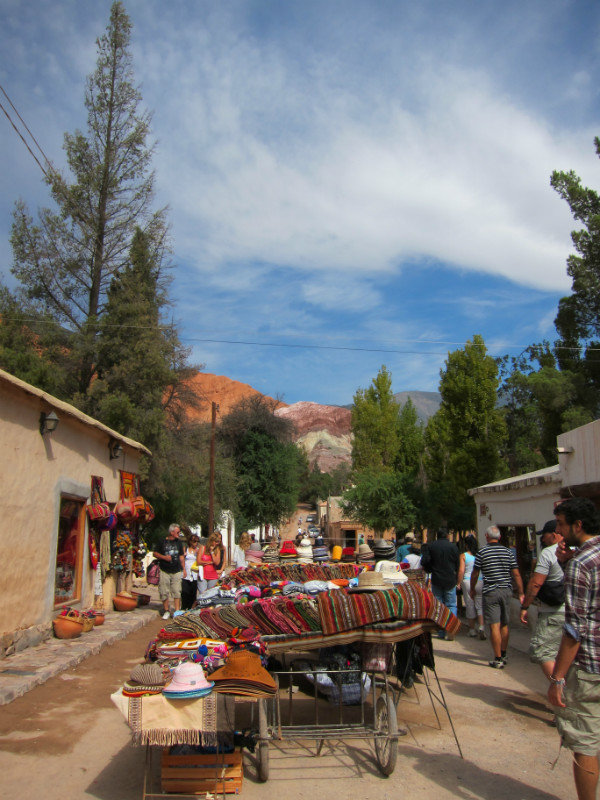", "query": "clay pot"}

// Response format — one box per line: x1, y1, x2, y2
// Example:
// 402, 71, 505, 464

113, 593, 138, 612
92, 613, 105, 626
53, 616, 84, 639
131, 591, 151, 606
